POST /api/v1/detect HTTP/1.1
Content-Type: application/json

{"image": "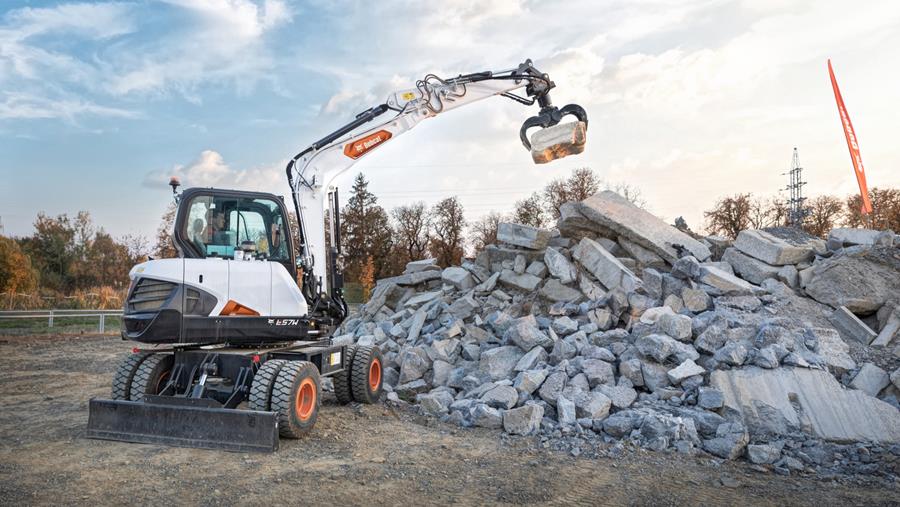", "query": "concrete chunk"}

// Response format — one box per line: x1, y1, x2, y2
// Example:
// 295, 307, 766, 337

667, 358, 705, 384
828, 228, 886, 247
503, 404, 544, 435
699, 266, 754, 295
497, 222, 551, 250
872, 309, 900, 347
544, 247, 578, 284
576, 191, 711, 263
829, 306, 877, 345
733, 230, 814, 266
573, 237, 641, 292
498, 269, 542, 292
849, 363, 890, 397
711, 367, 900, 443
722, 247, 780, 285
529, 120, 587, 164
441, 267, 475, 291
540, 278, 583, 303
